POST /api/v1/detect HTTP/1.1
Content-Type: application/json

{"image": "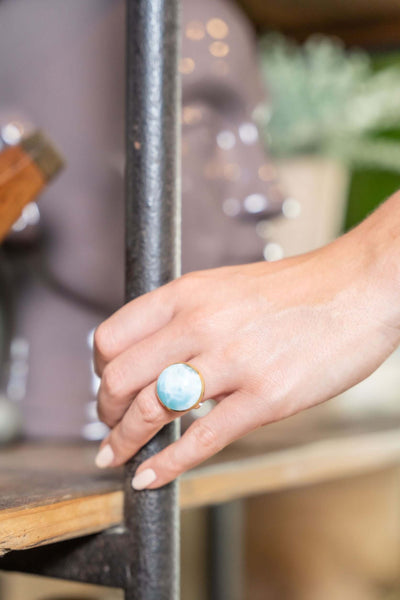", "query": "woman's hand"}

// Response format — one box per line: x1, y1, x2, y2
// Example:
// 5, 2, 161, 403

94, 200, 400, 490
